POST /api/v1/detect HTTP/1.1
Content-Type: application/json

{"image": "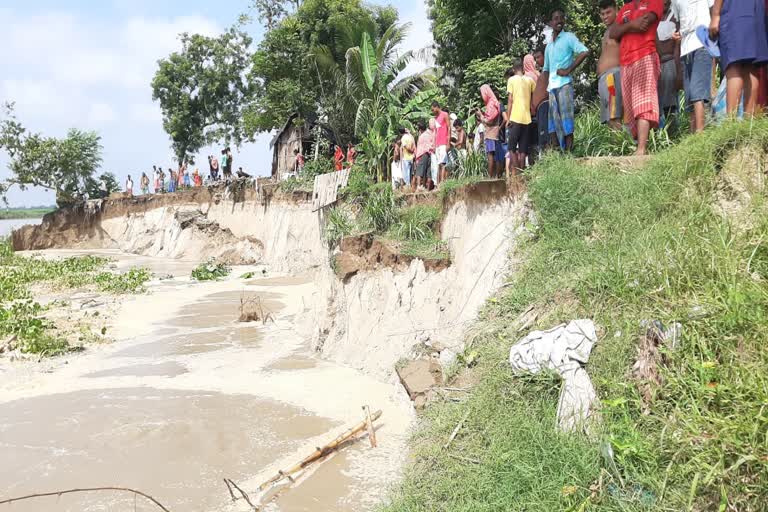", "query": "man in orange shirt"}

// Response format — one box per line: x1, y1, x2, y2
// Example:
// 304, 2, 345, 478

610, 0, 663, 155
